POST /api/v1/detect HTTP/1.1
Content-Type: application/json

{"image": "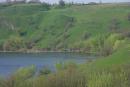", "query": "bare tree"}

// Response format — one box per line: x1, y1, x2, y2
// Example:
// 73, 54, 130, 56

99, 0, 102, 4
13, 0, 26, 4
6, 0, 12, 3
59, 0, 65, 7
